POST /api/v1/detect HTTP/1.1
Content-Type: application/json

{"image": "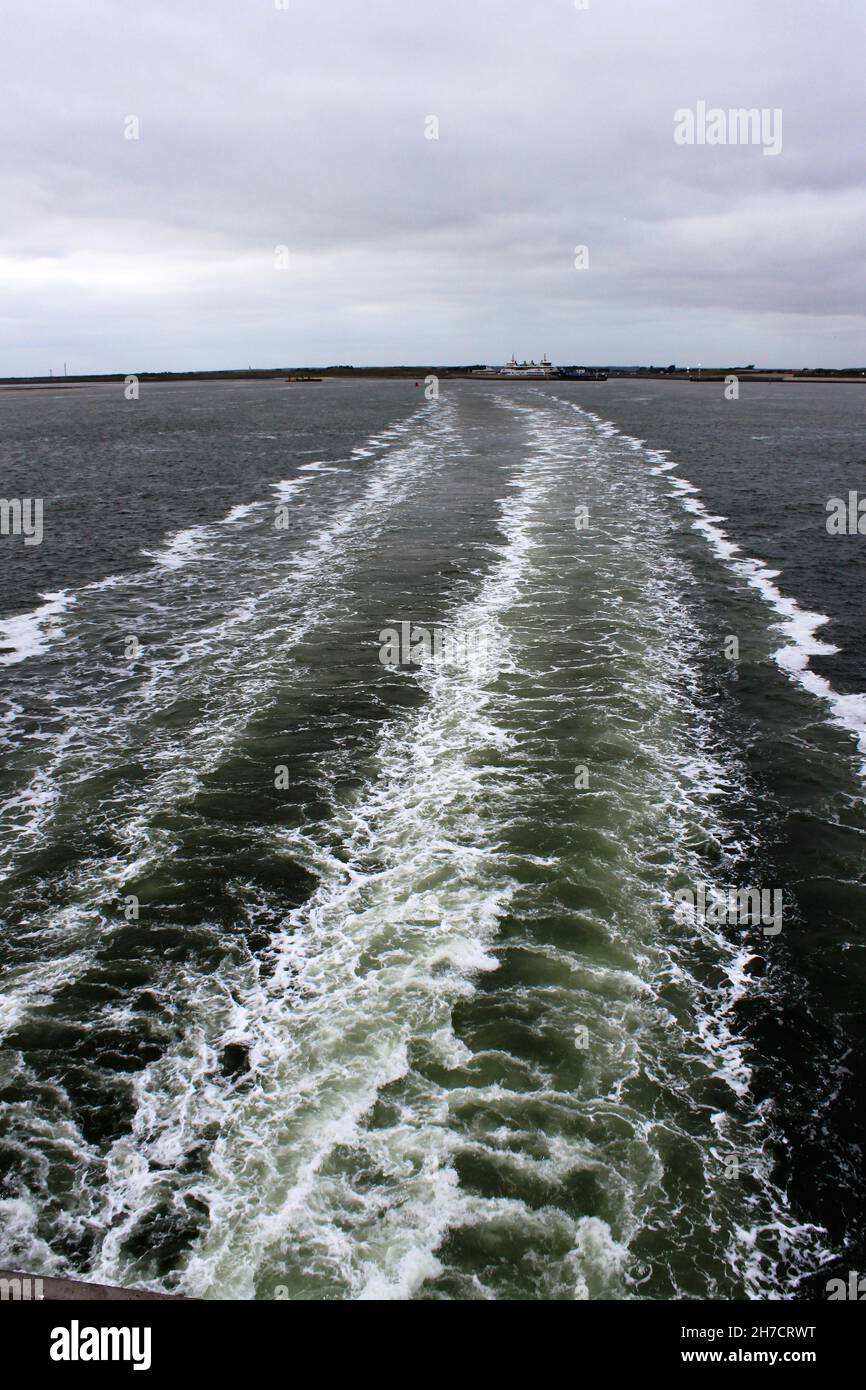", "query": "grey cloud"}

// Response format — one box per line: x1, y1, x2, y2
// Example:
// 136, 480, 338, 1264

2, 0, 864, 372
